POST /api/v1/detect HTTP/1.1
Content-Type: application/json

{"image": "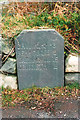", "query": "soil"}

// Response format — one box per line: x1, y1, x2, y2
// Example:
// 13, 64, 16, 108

1, 97, 80, 119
